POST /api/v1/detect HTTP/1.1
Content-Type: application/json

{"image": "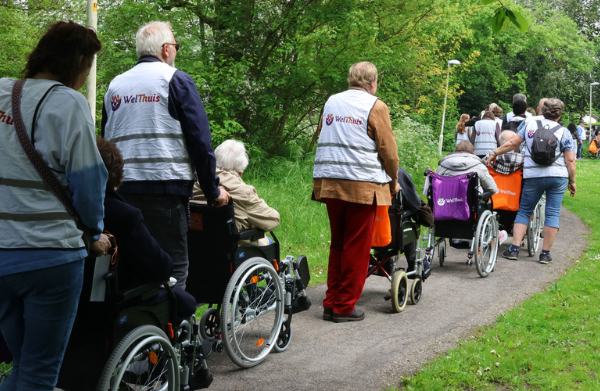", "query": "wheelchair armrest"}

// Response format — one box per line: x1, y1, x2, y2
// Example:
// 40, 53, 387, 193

118, 281, 166, 303
238, 227, 266, 242
401, 209, 418, 219
478, 191, 493, 201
